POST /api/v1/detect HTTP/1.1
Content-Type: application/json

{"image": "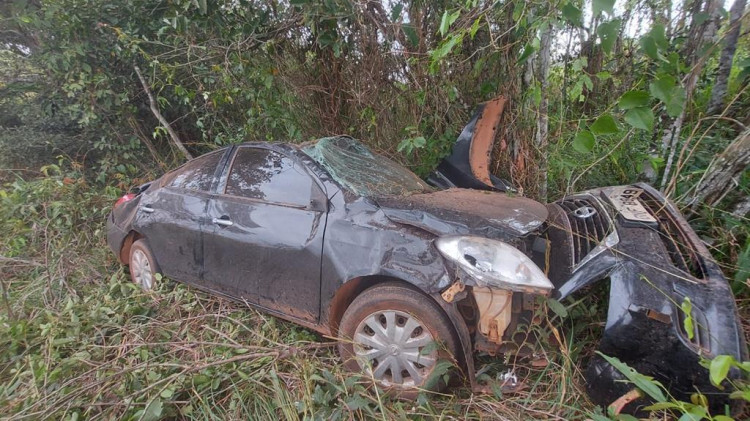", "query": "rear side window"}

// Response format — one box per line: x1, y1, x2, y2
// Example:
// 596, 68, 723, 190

164, 151, 223, 191
225, 147, 314, 207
